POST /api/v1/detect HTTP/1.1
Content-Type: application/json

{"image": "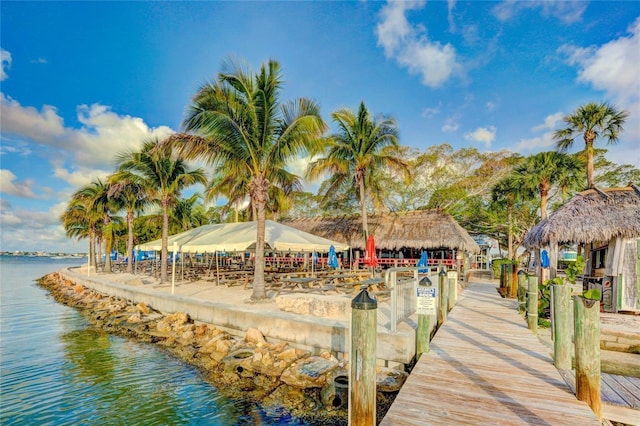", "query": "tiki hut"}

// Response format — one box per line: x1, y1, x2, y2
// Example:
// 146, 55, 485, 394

283, 210, 480, 273
523, 185, 640, 312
